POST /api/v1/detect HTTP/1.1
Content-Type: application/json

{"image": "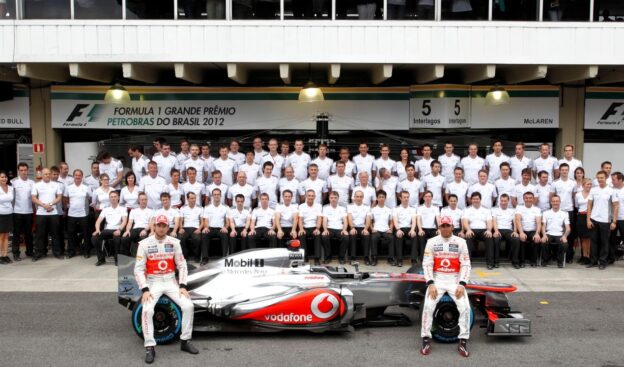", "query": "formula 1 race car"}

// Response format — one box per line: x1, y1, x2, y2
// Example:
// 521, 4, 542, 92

118, 245, 531, 345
